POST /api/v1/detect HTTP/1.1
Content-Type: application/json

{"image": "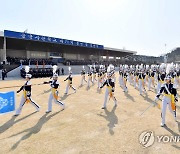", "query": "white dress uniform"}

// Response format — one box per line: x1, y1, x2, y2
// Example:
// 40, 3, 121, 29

148, 71, 155, 91
156, 72, 166, 93
100, 77, 117, 109
122, 71, 128, 92
80, 70, 87, 85
44, 79, 65, 112
87, 72, 93, 87
15, 78, 40, 116
97, 72, 103, 89
119, 70, 123, 87
128, 71, 134, 85
156, 81, 178, 126
92, 70, 97, 83
173, 71, 179, 89
64, 74, 76, 94
138, 72, 146, 95
133, 71, 138, 89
